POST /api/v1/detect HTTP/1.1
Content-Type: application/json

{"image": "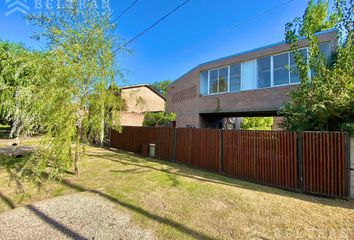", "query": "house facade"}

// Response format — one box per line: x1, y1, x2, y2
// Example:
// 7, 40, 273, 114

119, 84, 165, 126
166, 29, 337, 128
